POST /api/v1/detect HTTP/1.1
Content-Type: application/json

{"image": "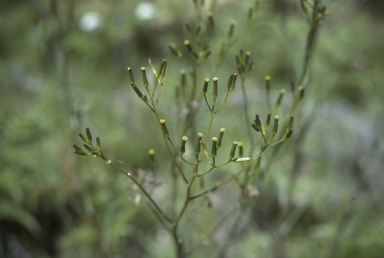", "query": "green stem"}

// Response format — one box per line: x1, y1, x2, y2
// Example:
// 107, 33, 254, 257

109, 162, 174, 224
